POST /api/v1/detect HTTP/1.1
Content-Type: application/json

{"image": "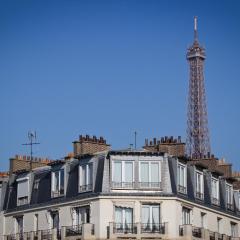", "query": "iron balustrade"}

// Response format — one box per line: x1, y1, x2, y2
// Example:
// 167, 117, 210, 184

17, 197, 28, 206
65, 225, 82, 237
209, 231, 215, 240
113, 223, 137, 234
51, 190, 64, 198
41, 229, 52, 240
179, 226, 184, 236
139, 182, 162, 189
192, 227, 202, 238
227, 203, 234, 211
112, 182, 134, 189
216, 232, 223, 240
141, 223, 165, 234
178, 185, 187, 194
212, 197, 220, 206
79, 184, 93, 192
196, 191, 204, 200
